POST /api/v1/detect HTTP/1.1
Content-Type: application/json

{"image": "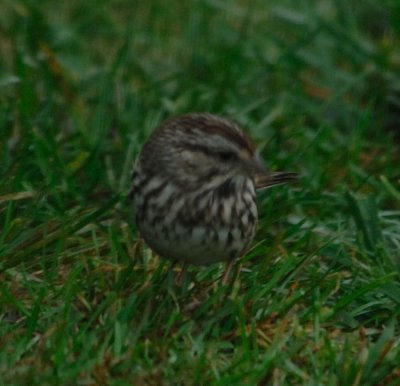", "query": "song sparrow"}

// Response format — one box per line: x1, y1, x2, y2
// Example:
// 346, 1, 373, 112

131, 113, 297, 281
